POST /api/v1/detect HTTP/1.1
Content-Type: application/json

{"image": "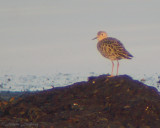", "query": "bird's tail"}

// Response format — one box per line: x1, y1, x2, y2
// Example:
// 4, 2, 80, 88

126, 53, 133, 59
